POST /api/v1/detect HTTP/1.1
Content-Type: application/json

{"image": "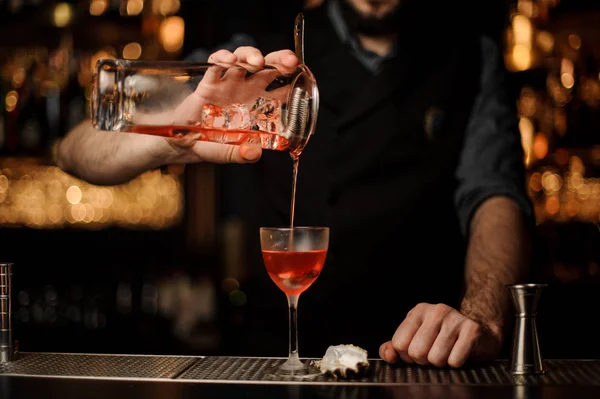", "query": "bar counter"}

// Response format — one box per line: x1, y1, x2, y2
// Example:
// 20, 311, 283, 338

2, 353, 600, 398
